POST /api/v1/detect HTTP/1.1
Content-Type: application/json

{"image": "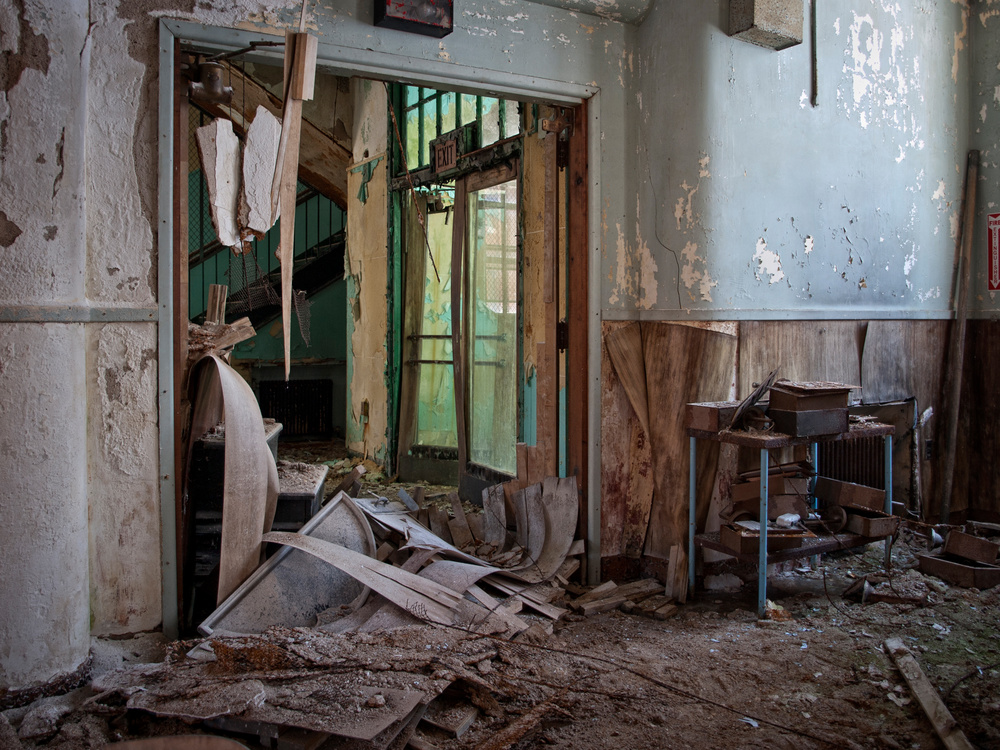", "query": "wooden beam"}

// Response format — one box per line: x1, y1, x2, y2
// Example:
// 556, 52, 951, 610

940, 151, 980, 523
885, 638, 974, 750
197, 62, 350, 209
